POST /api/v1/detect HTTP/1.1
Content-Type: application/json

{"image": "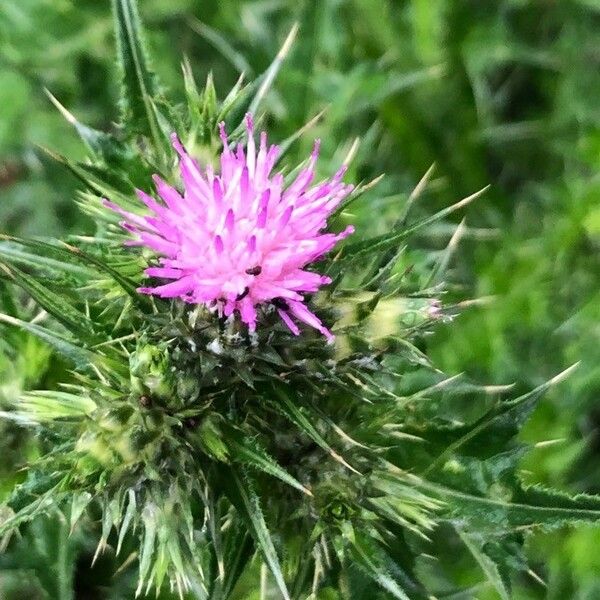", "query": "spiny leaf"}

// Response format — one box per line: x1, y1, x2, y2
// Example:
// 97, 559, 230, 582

0, 240, 93, 277
423, 217, 467, 288
271, 384, 360, 474
61, 242, 153, 311
16, 390, 97, 423
196, 416, 229, 462
277, 108, 328, 157
45, 89, 123, 160
397, 163, 437, 227
217, 73, 248, 125
223, 427, 313, 496
70, 492, 93, 533
345, 530, 411, 600
0, 313, 93, 370
357, 245, 407, 291
0, 261, 96, 341
116, 489, 137, 555
198, 484, 224, 586
42, 147, 135, 203
181, 57, 202, 120
112, 0, 163, 147
342, 185, 489, 261
248, 23, 299, 115
0, 313, 124, 375
0, 474, 66, 538
219, 465, 291, 600
0, 498, 55, 538
219, 519, 253, 600
136, 503, 158, 596
423, 363, 580, 474
456, 528, 511, 600
418, 479, 600, 532
0, 235, 152, 311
